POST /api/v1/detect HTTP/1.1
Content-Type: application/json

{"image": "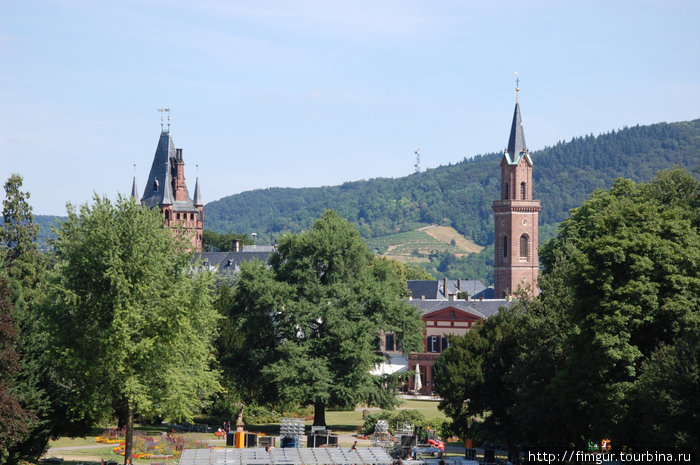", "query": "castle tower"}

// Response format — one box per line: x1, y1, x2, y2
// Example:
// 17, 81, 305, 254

140, 127, 203, 252
492, 89, 540, 298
